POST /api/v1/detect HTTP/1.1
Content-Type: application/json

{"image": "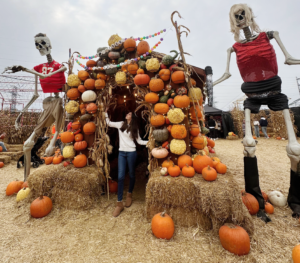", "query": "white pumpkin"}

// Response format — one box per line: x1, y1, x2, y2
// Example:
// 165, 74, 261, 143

160, 167, 168, 176
82, 90, 97, 102
151, 147, 168, 159
268, 191, 287, 207
16, 187, 31, 202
